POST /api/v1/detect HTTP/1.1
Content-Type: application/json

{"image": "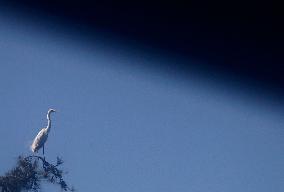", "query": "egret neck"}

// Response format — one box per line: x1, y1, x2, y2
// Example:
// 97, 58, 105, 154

46, 113, 51, 133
